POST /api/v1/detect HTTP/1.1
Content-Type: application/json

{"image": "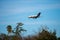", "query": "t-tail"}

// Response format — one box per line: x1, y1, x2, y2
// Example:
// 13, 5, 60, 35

36, 12, 41, 17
